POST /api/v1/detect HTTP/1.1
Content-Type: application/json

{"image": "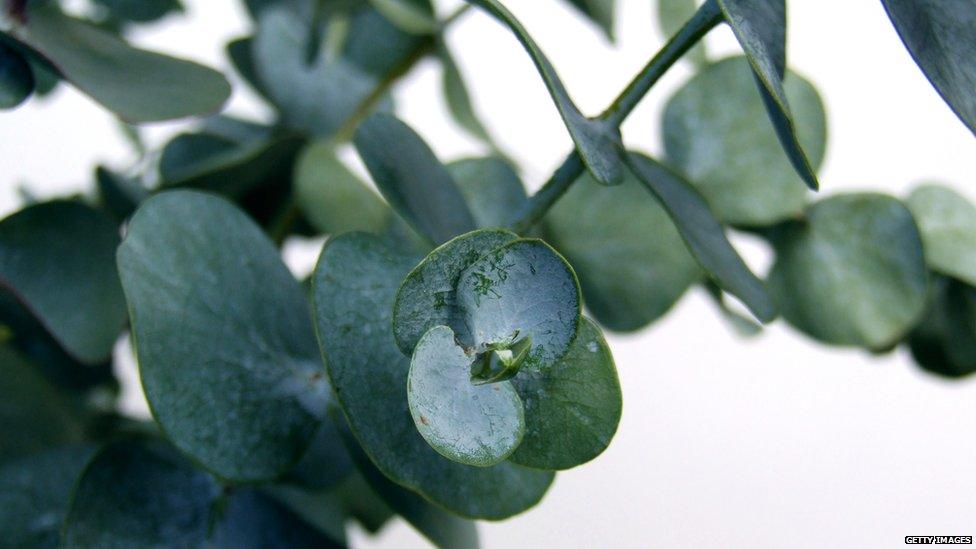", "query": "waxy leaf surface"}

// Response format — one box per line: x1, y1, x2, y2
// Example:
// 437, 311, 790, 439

907, 184, 976, 287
